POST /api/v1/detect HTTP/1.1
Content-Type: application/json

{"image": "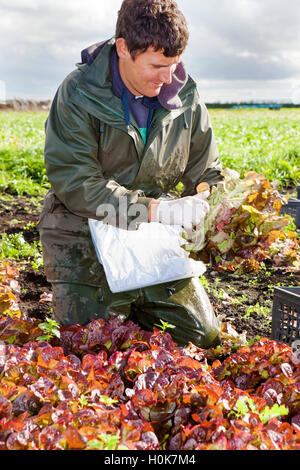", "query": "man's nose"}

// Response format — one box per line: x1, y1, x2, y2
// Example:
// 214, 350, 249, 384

160, 67, 173, 85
